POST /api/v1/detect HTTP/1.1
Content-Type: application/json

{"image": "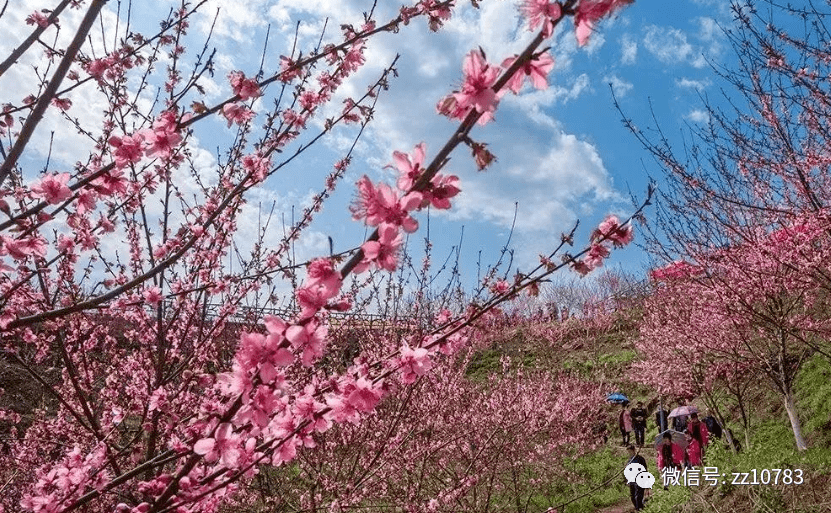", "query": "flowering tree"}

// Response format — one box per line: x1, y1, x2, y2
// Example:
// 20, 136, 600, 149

0, 1, 640, 511
634, 215, 831, 451
633, 262, 759, 451
618, 0, 831, 451
253, 329, 602, 513
621, 1, 831, 264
